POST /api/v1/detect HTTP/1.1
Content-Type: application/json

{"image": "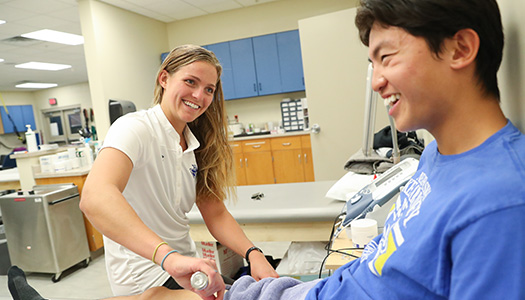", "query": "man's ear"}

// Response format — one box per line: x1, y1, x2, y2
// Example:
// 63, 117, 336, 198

158, 70, 169, 88
449, 28, 480, 70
